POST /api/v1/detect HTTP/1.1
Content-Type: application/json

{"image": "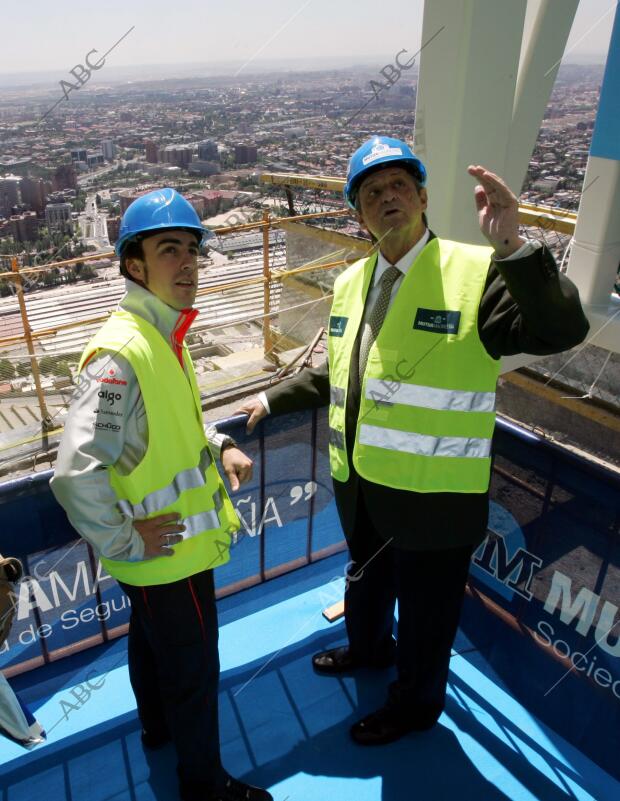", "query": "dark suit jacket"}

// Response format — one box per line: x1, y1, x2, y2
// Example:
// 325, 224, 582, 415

266, 235, 589, 551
